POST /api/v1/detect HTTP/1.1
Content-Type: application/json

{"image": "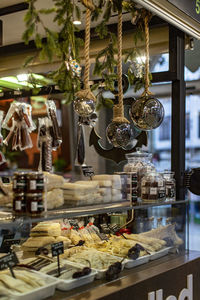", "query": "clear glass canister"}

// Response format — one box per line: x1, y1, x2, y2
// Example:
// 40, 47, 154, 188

162, 171, 176, 201
141, 171, 166, 203
123, 150, 155, 202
